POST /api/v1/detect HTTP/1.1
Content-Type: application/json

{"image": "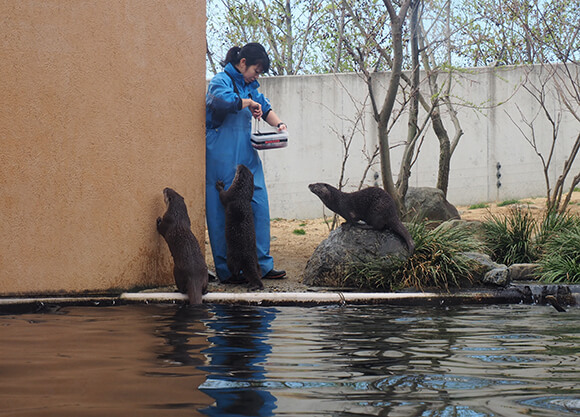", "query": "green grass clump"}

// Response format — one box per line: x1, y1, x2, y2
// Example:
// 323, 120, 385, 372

292, 228, 306, 235
535, 210, 579, 252
482, 206, 580, 284
497, 199, 520, 207
537, 223, 580, 283
344, 221, 482, 291
482, 206, 538, 264
469, 203, 489, 210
